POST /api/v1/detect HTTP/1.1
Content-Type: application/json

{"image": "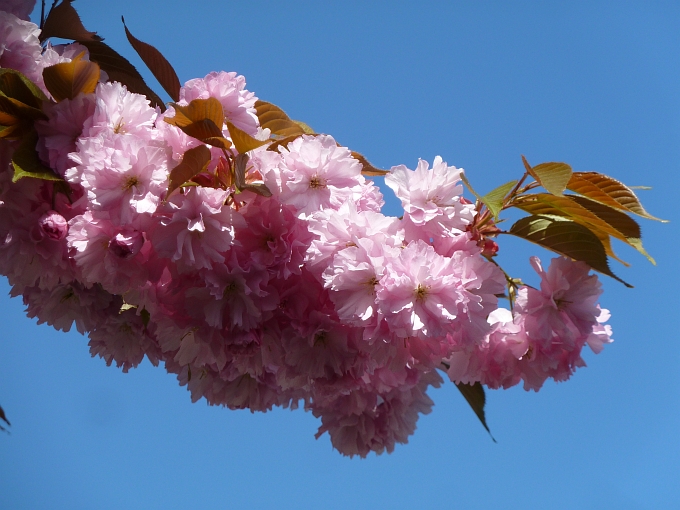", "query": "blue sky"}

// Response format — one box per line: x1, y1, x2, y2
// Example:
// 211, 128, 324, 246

1, 1, 679, 508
